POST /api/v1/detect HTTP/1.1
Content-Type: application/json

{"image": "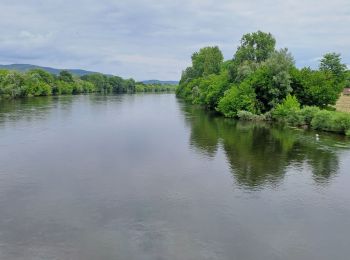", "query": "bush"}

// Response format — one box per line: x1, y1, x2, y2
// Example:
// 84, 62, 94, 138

311, 110, 350, 134
237, 110, 256, 121
271, 94, 305, 126
346, 129, 350, 136
261, 111, 272, 121
311, 110, 333, 130
272, 94, 300, 119
217, 81, 257, 117
299, 106, 320, 125
237, 110, 266, 121
287, 112, 305, 126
